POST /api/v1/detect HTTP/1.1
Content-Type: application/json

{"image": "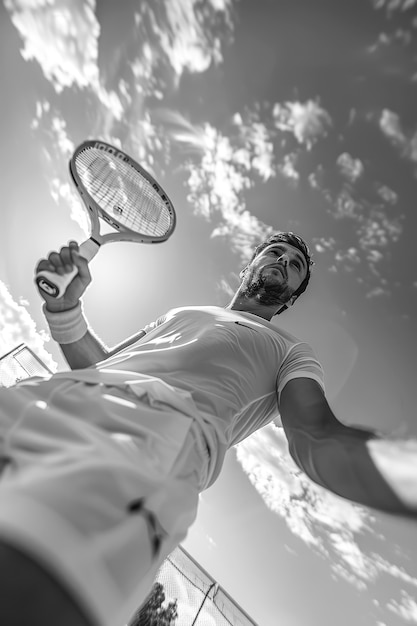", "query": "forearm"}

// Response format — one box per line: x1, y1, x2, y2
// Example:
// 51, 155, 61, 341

59, 328, 147, 369
43, 302, 146, 370
58, 329, 109, 370
43, 302, 109, 370
287, 422, 417, 518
